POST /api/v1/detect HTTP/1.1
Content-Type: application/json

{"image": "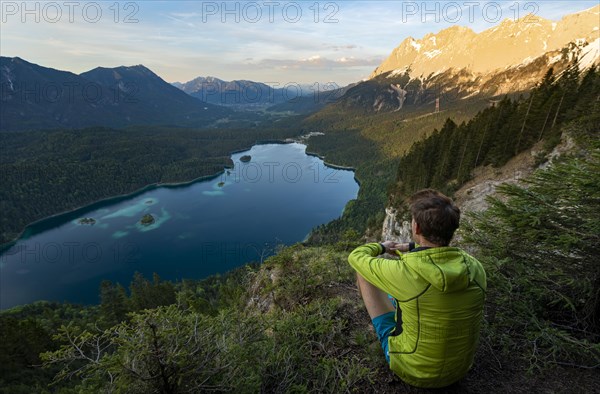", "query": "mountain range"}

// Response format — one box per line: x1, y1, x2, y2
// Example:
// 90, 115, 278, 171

172, 76, 349, 112
0, 57, 231, 131
1, 6, 598, 132
371, 5, 599, 78
173, 77, 291, 108
331, 6, 600, 116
